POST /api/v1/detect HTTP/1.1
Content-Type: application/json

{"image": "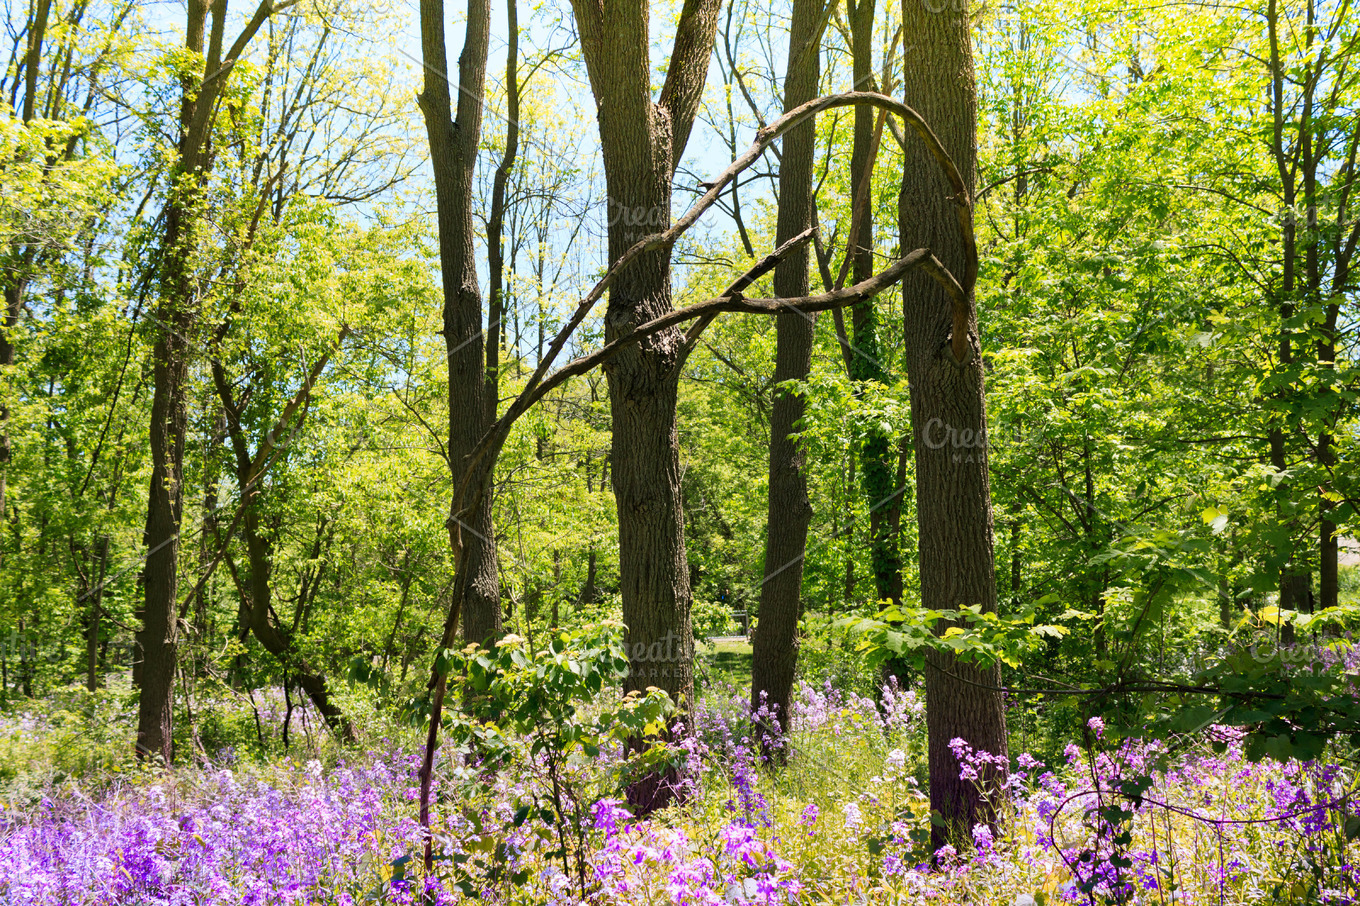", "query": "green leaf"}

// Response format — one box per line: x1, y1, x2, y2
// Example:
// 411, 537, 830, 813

1200, 505, 1229, 533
